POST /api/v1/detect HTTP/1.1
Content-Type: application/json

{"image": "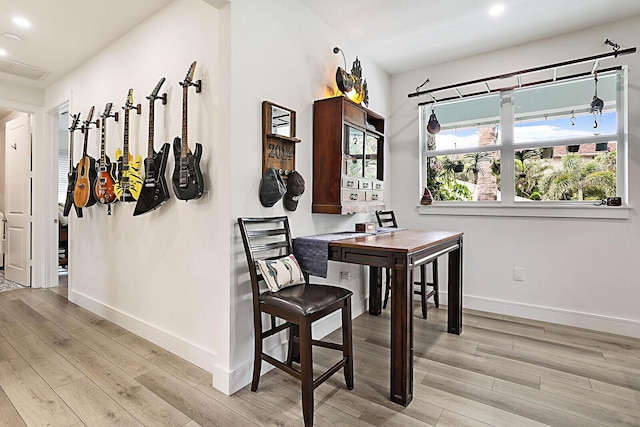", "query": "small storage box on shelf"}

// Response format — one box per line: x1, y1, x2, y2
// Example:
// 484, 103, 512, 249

312, 96, 385, 214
